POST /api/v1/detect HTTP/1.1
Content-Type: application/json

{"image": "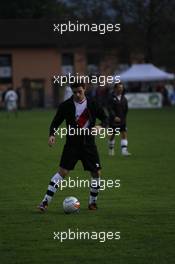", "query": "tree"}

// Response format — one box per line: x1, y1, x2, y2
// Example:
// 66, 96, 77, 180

110, 0, 175, 63
0, 0, 70, 19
